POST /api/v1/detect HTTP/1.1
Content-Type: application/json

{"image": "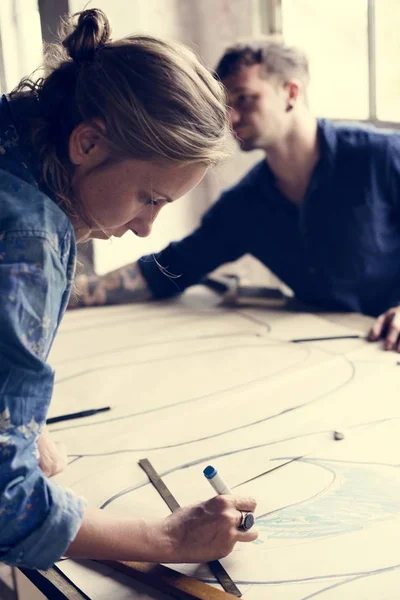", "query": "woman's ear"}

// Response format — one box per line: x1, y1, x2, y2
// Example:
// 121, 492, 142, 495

69, 122, 109, 166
